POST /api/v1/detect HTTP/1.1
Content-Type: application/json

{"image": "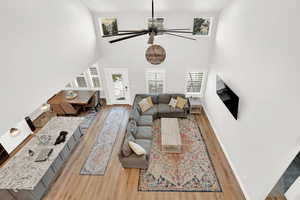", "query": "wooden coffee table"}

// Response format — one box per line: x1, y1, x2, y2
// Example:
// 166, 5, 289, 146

161, 118, 182, 153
